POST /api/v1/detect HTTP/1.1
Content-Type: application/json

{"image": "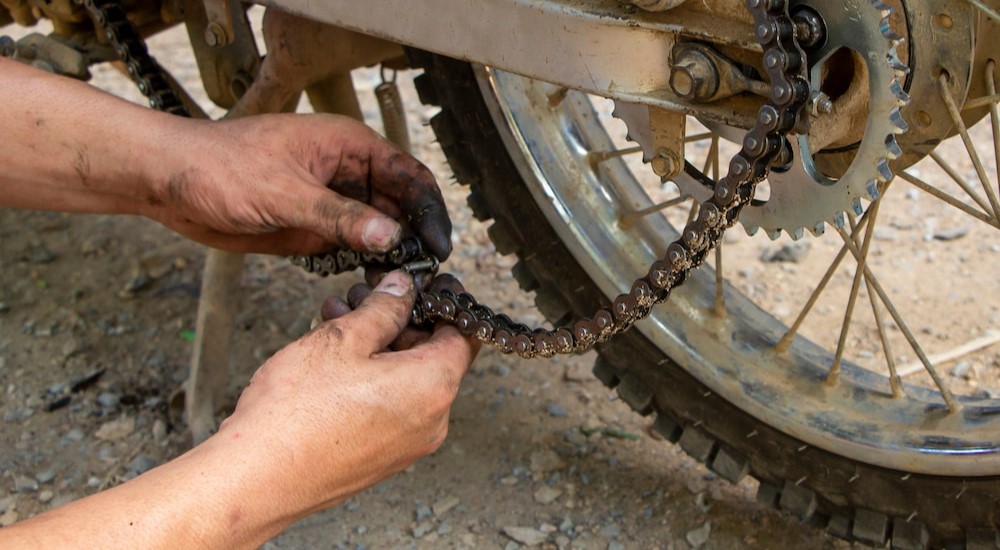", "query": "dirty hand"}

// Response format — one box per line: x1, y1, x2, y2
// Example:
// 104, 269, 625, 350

213, 270, 478, 530
143, 113, 452, 258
